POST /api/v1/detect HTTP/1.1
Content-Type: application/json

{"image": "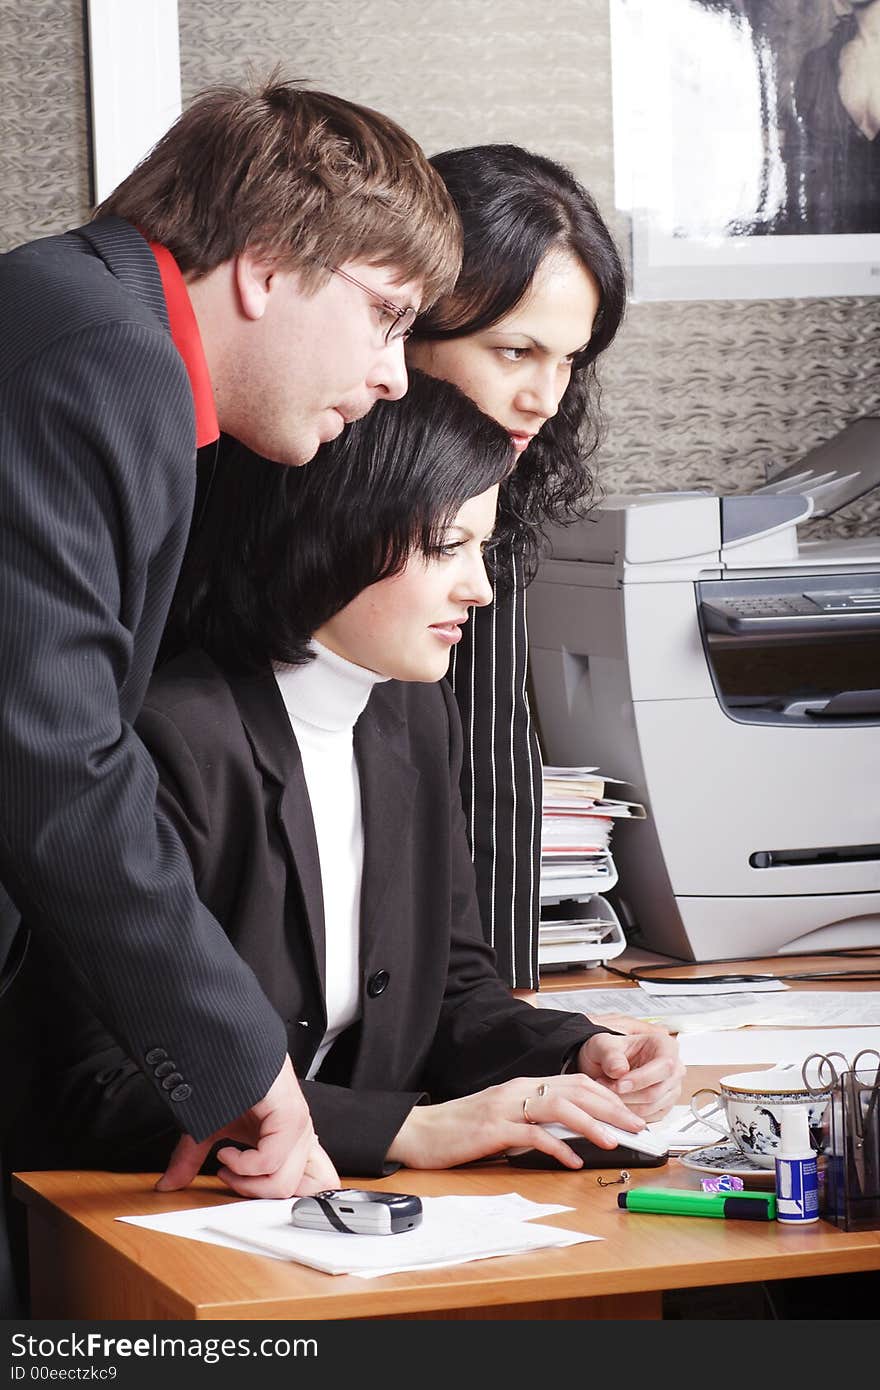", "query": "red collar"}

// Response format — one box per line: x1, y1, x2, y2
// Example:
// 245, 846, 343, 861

149, 242, 219, 448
